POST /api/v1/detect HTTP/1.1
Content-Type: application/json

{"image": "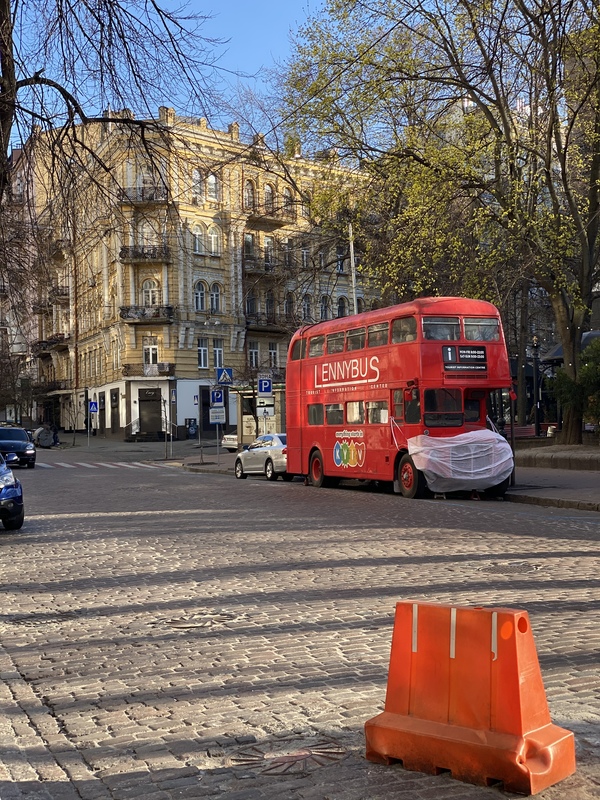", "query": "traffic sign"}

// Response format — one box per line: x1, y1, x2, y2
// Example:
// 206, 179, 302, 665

217, 368, 233, 385
211, 388, 224, 407
257, 397, 275, 408
258, 378, 272, 397
209, 407, 226, 424
260, 406, 275, 417
89, 401, 98, 413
